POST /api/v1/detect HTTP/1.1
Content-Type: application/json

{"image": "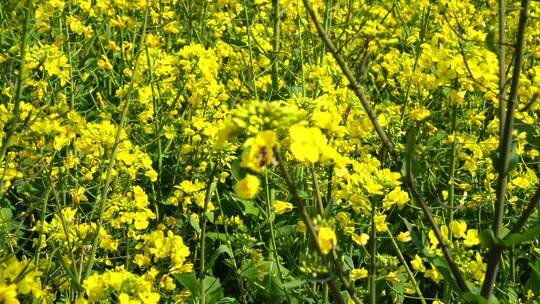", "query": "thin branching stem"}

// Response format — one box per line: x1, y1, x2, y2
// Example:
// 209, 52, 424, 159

273, 147, 345, 304
0, 2, 32, 163
301, 0, 470, 294
83, 8, 149, 280
481, 0, 530, 298
199, 163, 218, 304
